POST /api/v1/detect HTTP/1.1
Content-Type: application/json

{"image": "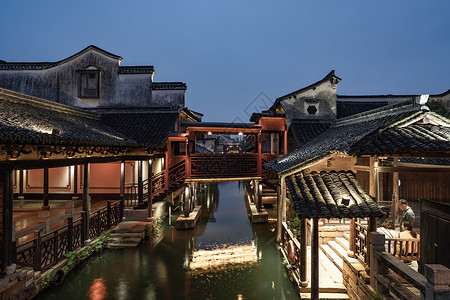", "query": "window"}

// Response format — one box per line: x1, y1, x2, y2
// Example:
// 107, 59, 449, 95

171, 141, 186, 156
261, 132, 280, 154
78, 70, 100, 98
